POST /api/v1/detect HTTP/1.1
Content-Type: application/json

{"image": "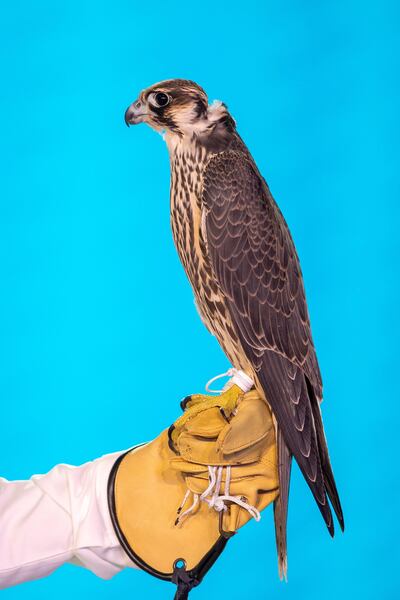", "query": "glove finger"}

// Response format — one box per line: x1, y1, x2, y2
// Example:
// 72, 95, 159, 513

218, 396, 274, 456
169, 457, 209, 474
177, 431, 230, 465
183, 406, 227, 438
